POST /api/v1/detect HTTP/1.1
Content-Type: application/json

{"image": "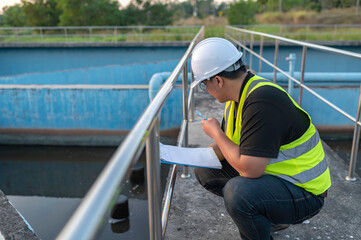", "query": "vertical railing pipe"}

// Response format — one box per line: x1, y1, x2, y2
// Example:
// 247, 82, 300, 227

298, 46, 307, 106
181, 63, 190, 179
190, 70, 195, 121
146, 119, 162, 240
346, 84, 361, 182
64, 28, 68, 42
286, 53, 296, 98
273, 39, 279, 83
259, 35, 264, 73
249, 34, 254, 70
